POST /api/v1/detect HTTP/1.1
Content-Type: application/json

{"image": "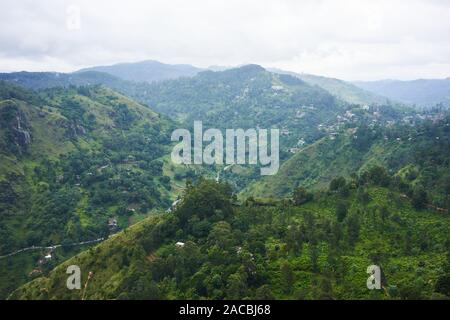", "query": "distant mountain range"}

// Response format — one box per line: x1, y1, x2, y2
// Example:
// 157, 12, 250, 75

354, 78, 450, 108
1, 60, 449, 110
0, 71, 127, 90
76, 60, 204, 83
